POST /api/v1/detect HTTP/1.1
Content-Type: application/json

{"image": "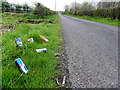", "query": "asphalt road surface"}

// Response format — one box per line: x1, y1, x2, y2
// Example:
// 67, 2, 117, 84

60, 15, 118, 88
